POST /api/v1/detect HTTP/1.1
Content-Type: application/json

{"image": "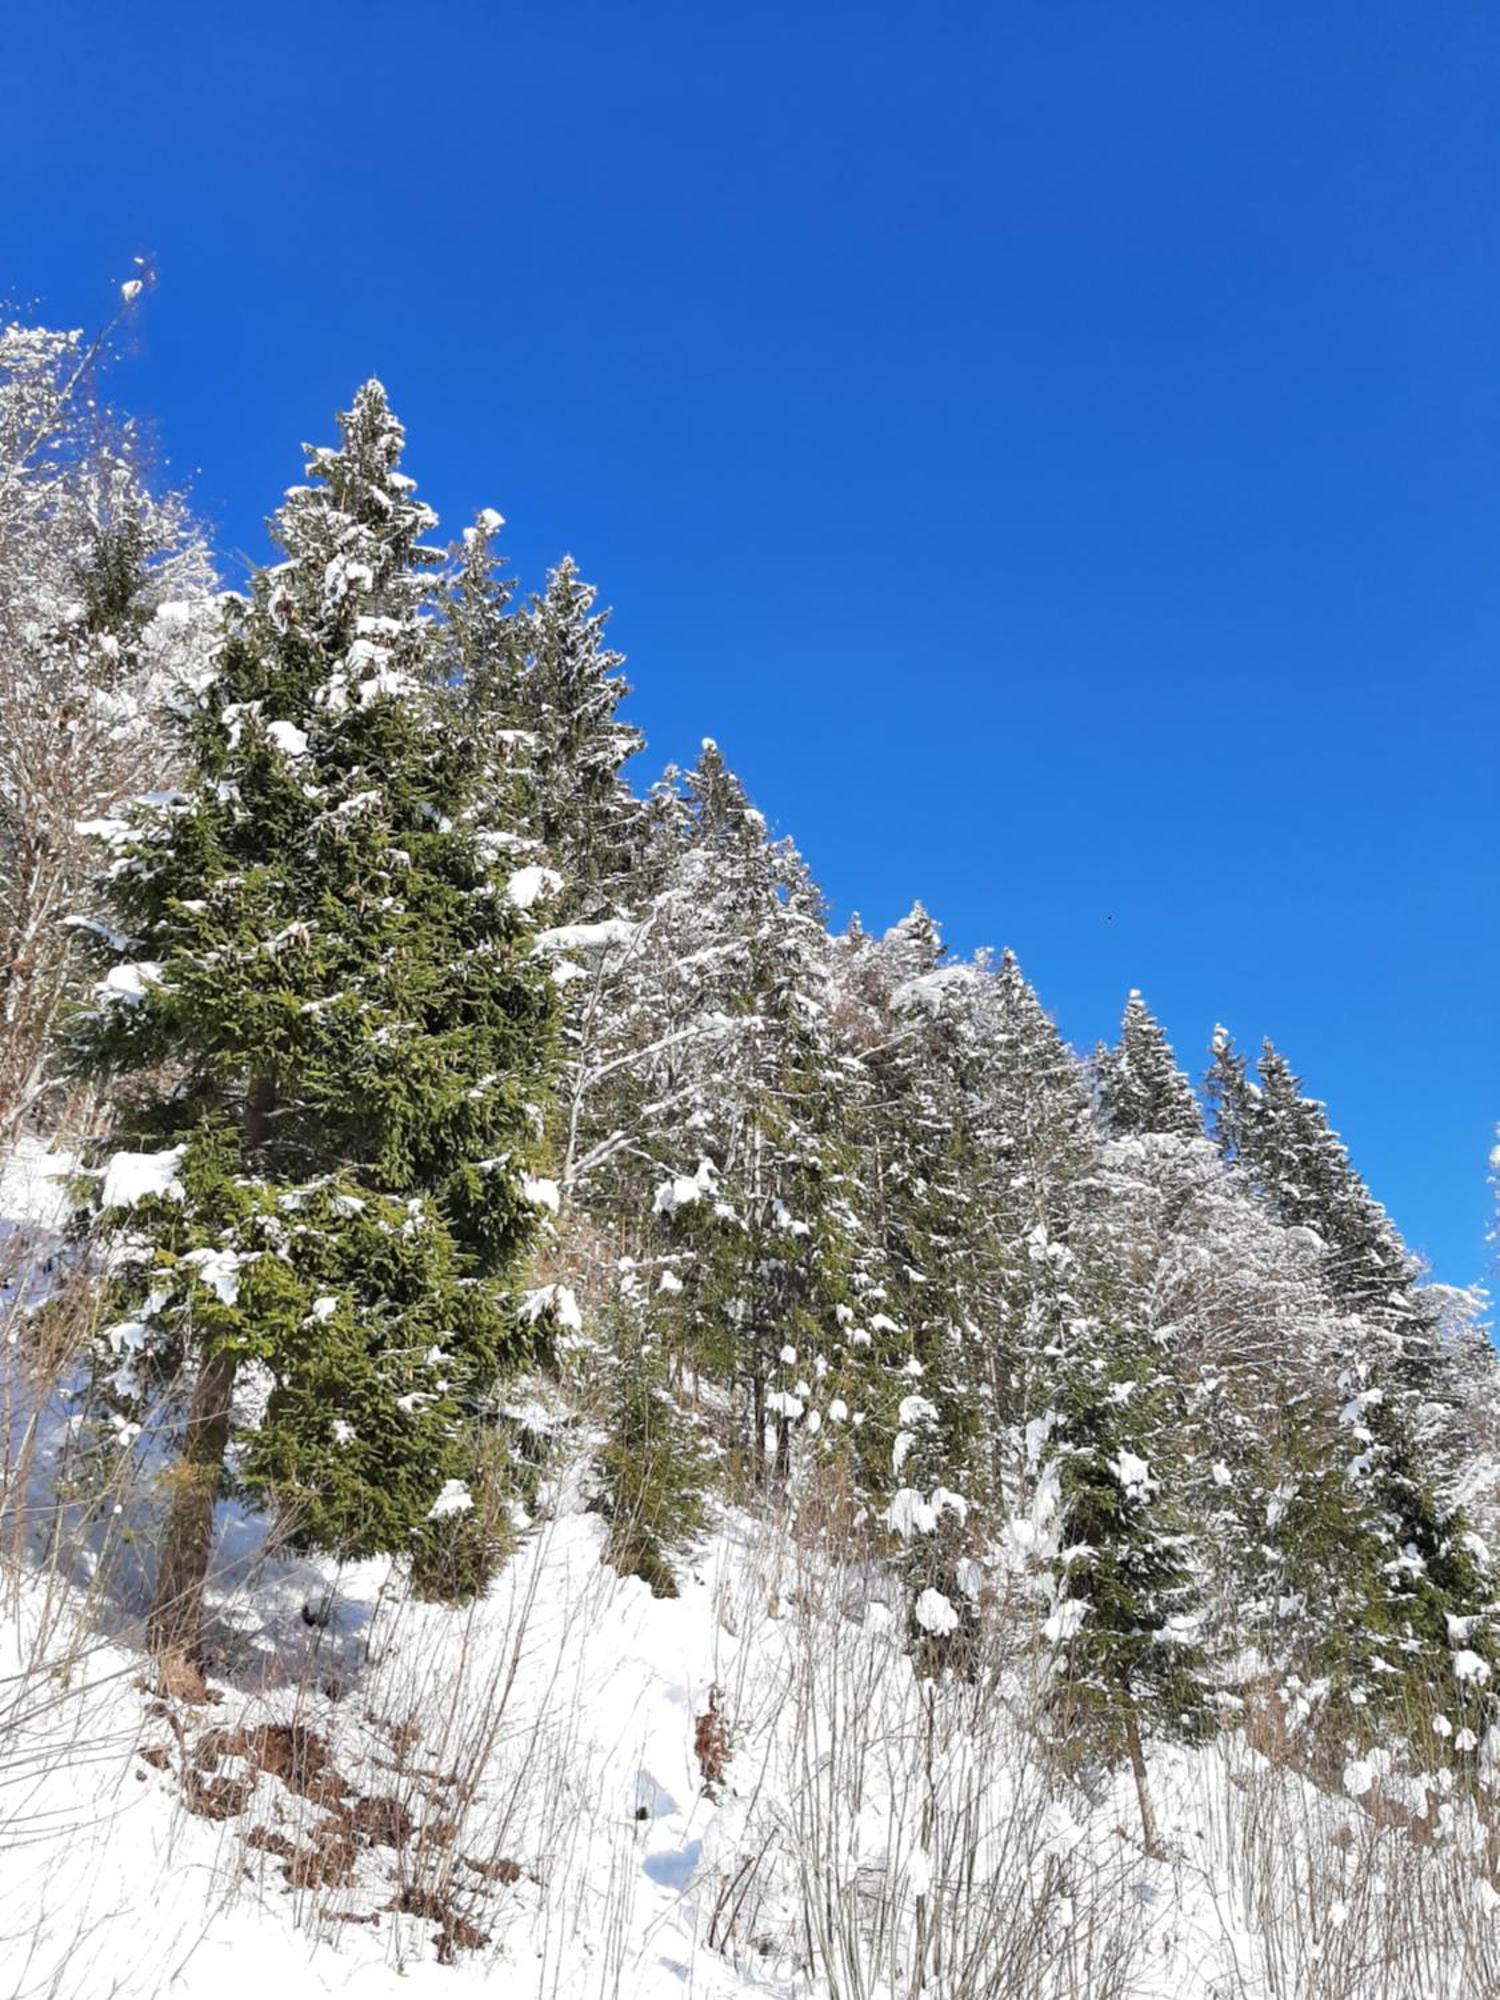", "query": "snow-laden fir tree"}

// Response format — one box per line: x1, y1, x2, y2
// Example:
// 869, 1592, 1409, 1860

972, 950, 1104, 1448
1042, 1266, 1211, 1854
1428, 1280, 1500, 1563
443, 505, 523, 740
447, 532, 652, 1262
445, 531, 643, 914
1215, 1036, 1466, 1456
511, 556, 643, 915
601, 742, 863, 1482
825, 909, 995, 1628
71, 383, 558, 1689
924, 954, 1214, 1813
1098, 1123, 1379, 1699
1098, 990, 1203, 1140
1209, 1030, 1493, 1734
1204, 1023, 1252, 1165
1246, 1043, 1457, 1417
